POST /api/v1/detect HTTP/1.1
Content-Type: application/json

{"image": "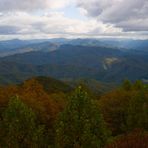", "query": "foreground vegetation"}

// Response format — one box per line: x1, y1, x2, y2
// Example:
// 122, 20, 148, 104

0, 77, 148, 147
